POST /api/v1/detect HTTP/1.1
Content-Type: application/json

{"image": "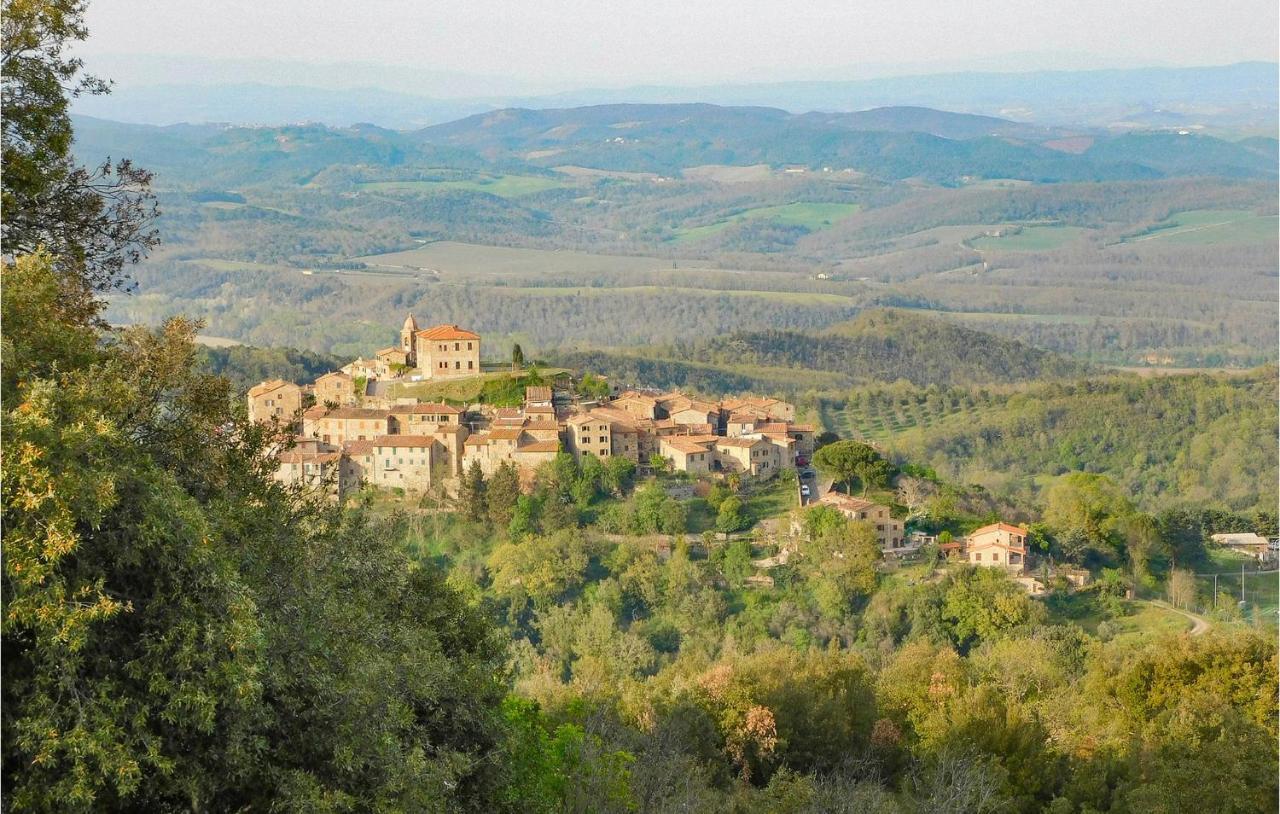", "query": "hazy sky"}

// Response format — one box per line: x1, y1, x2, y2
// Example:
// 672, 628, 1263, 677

80, 0, 1278, 90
